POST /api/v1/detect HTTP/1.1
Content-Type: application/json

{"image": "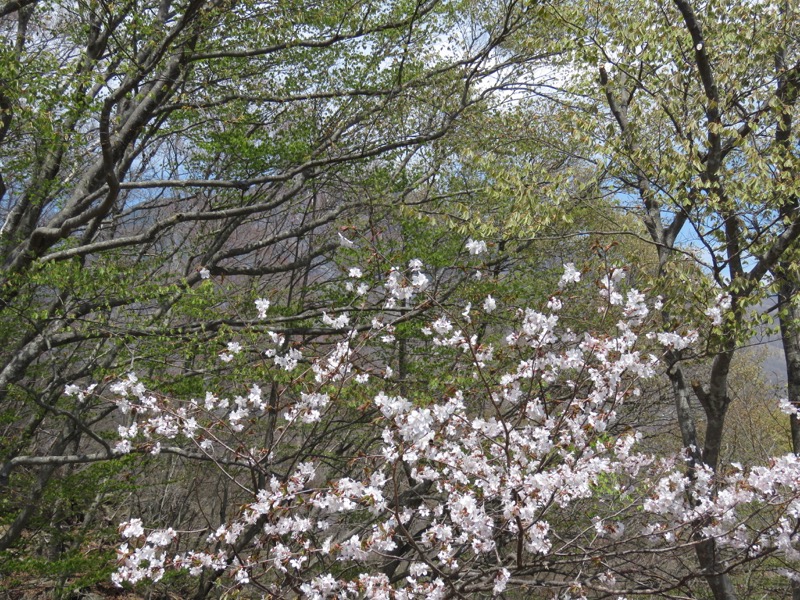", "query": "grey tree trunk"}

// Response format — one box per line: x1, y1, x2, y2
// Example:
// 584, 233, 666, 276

669, 358, 738, 600
778, 276, 800, 600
